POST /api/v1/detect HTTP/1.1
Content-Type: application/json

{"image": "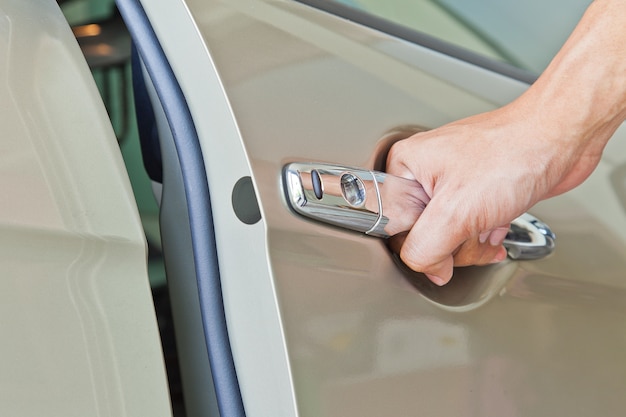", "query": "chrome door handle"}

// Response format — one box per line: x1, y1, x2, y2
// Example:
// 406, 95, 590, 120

283, 162, 428, 237
503, 213, 556, 260
283, 162, 555, 260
